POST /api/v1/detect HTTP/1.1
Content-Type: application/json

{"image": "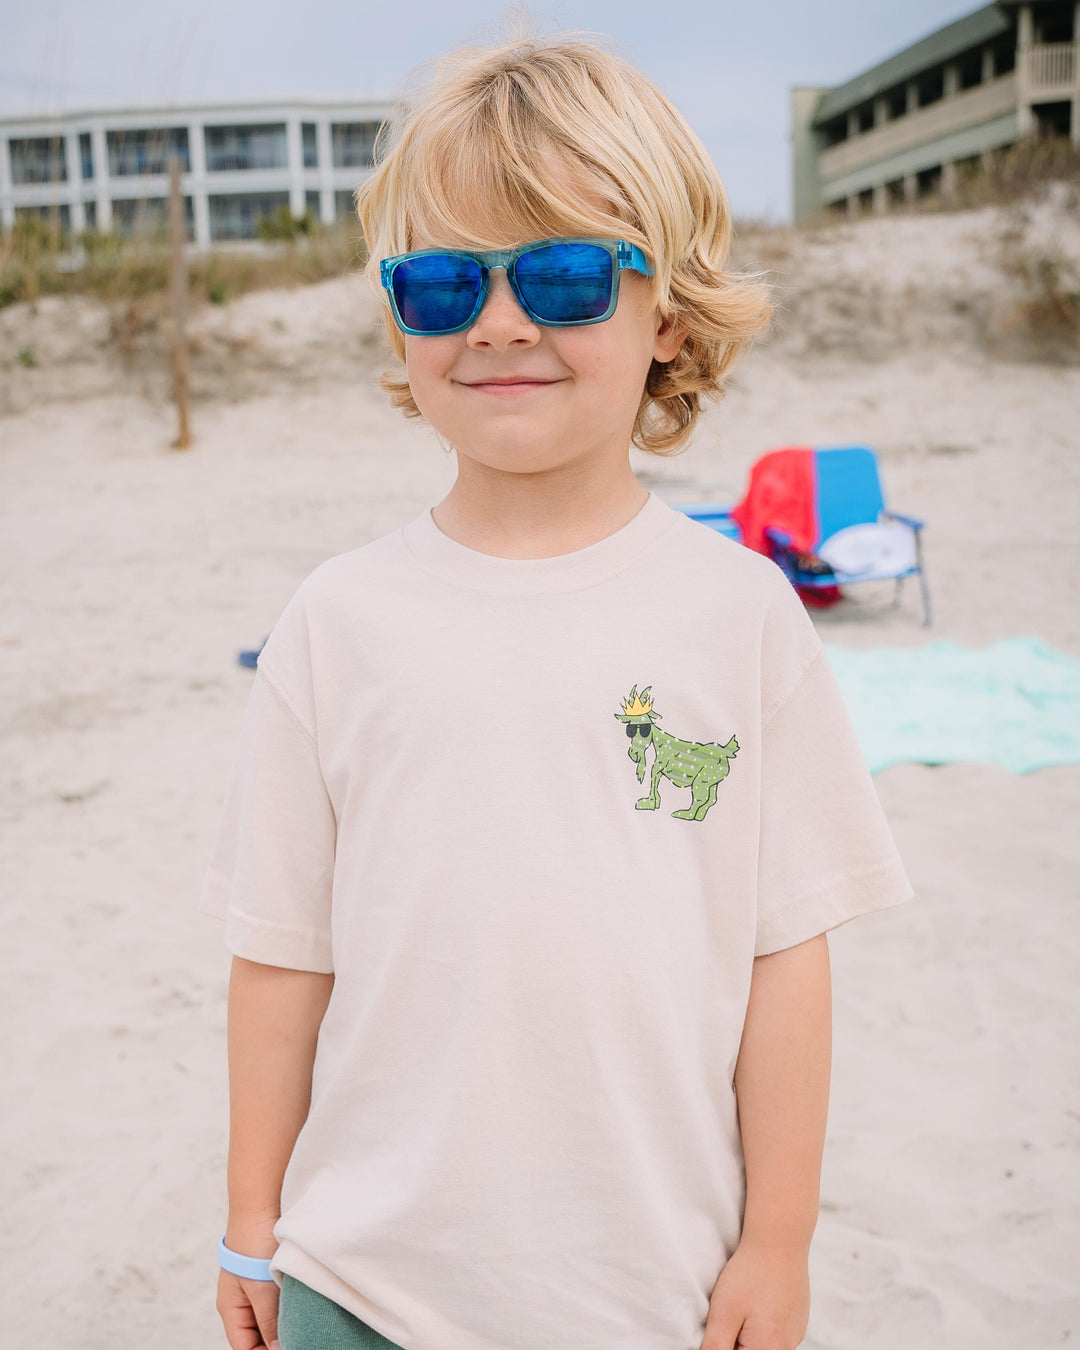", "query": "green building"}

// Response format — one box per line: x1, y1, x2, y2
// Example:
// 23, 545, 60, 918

792, 1, 1080, 220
